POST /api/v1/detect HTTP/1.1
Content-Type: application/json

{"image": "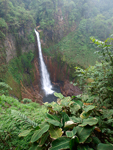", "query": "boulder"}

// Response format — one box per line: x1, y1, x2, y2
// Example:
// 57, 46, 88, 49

61, 80, 82, 97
